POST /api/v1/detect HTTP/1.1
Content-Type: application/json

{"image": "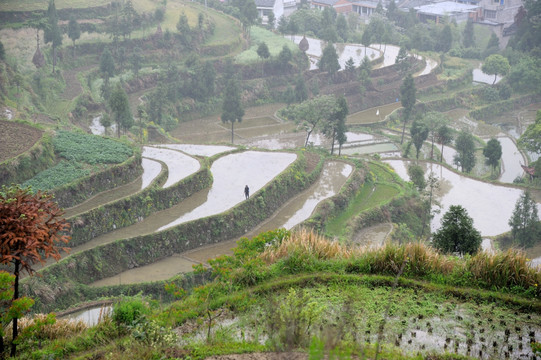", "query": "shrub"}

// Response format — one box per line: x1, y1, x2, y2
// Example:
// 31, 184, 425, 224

112, 299, 148, 326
